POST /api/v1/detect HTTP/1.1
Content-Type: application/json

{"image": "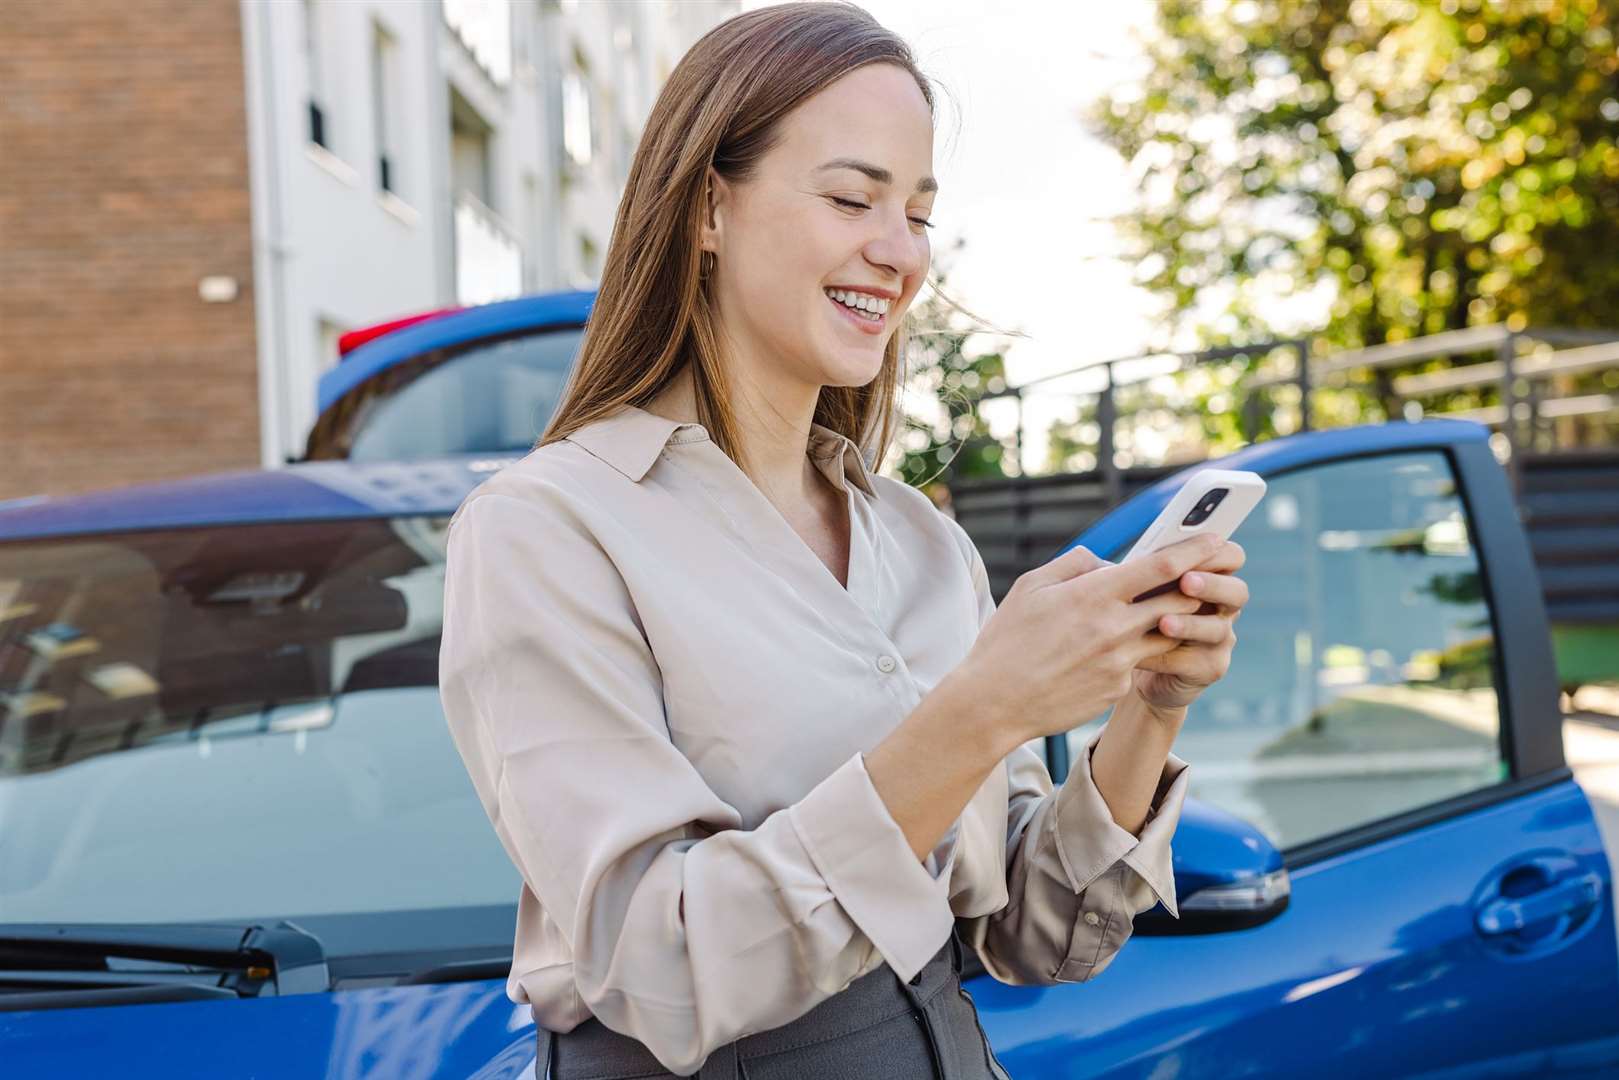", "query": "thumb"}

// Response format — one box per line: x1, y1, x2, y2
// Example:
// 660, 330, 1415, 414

1019, 543, 1111, 591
